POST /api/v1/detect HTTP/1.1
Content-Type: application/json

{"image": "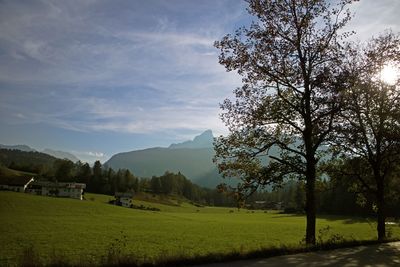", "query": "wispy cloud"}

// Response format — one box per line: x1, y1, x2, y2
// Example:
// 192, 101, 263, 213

0, 0, 397, 154
73, 150, 105, 158
0, 0, 244, 137
344, 0, 400, 41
